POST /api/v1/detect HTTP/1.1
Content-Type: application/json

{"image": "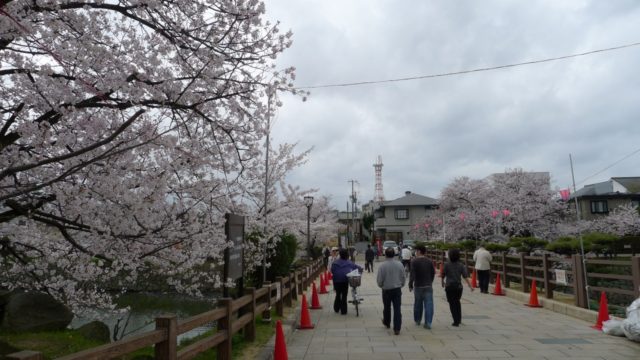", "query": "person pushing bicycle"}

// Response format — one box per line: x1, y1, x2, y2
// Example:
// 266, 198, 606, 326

331, 248, 363, 315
